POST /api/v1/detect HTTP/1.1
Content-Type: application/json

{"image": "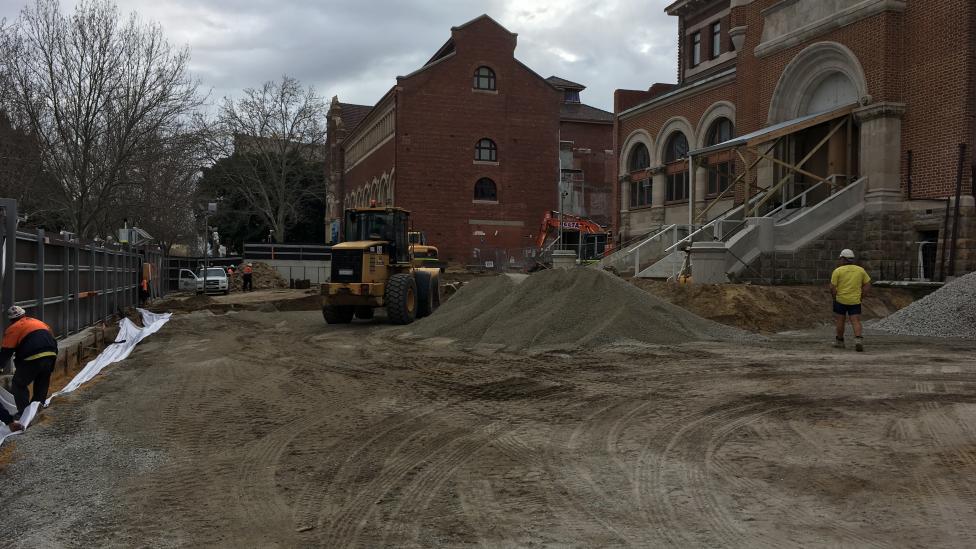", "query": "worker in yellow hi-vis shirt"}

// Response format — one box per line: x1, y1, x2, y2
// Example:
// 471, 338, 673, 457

830, 249, 872, 352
